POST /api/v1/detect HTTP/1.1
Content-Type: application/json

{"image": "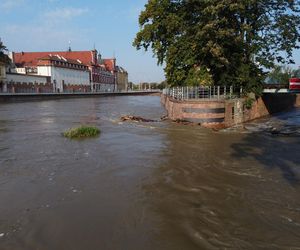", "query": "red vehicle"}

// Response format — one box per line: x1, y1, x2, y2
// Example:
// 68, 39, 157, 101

289, 78, 300, 90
